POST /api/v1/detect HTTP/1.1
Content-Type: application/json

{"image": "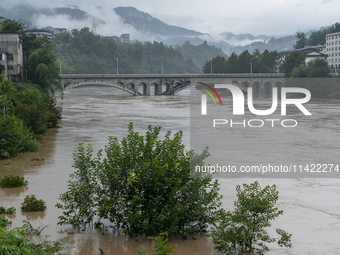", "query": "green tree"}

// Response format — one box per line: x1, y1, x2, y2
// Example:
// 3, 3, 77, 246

307, 58, 330, 78
237, 50, 251, 73
294, 32, 308, 49
28, 44, 62, 93
0, 115, 38, 157
290, 64, 309, 78
56, 123, 222, 237
251, 49, 262, 73
210, 182, 292, 255
282, 51, 306, 77
226, 52, 239, 73
202, 55, 227, 73
0, 19, 23, 33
